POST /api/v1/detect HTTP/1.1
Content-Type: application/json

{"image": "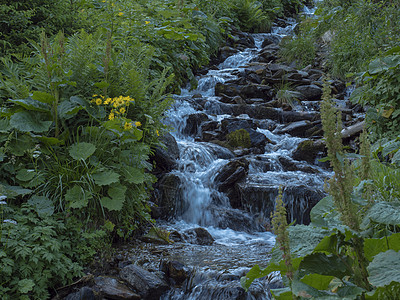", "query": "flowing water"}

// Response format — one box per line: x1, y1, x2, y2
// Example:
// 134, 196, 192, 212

144, 5, 331, 299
